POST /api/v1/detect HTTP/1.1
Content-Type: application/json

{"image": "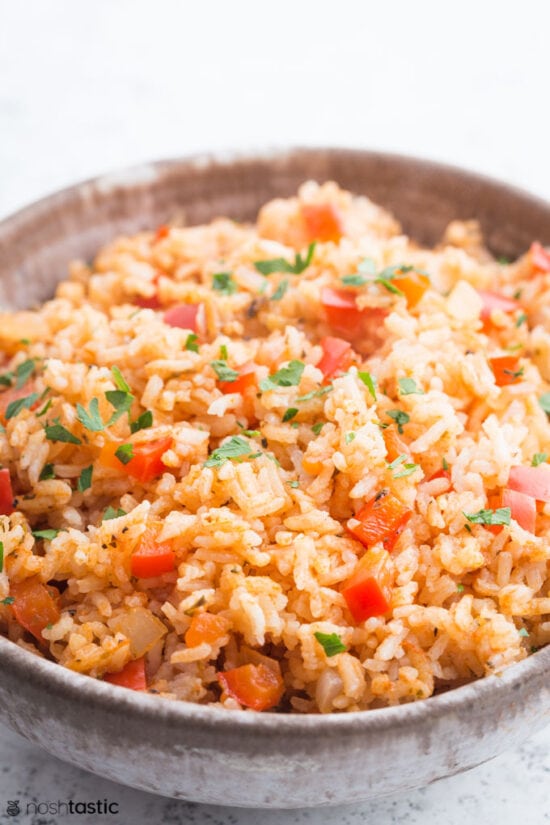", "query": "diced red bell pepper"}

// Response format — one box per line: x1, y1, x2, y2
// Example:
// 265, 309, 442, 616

342, 546, 393, 622
100, 437, 173, 483
489, 355, 523, 386
104, 657, 147, 690
316, 337, 352, 381
11, 577, 61, 641
186, 612, 230, 647
508, 465, 550, 503
477, 290, 520, 321
347, 490, 412, 553
134, 272, 161, 309
394, 270, 430, 308
0, 468, 14, 516
321, 287, 386, 345
384, 428, 411, 464
131, 529, 176, 578
301, 203, 343, 244
529, 242, 550, 274
164, 303, 201, 332
217, 663, 284, 711
218, 365, 257, 395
